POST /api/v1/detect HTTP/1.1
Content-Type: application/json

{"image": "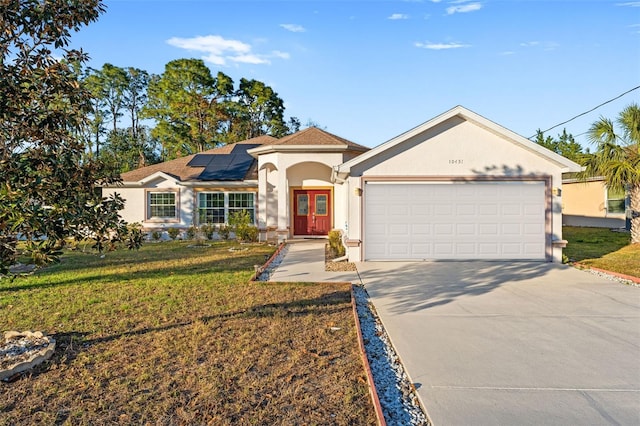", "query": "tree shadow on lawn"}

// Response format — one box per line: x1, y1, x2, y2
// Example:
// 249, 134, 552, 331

359, 261, 567, 314
0, 251, 270, 293
16, 289, 352, 380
